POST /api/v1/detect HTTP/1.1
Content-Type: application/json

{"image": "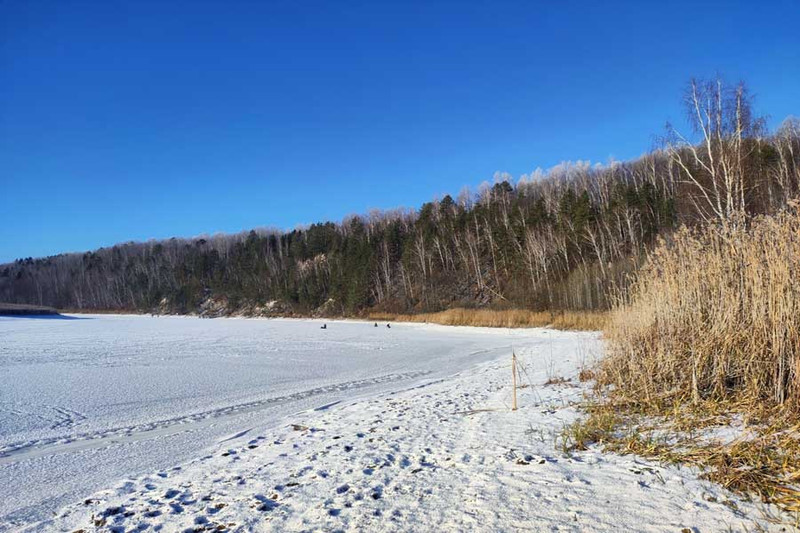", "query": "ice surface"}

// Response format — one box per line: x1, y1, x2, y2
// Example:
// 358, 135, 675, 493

0, 314, 531, 526
1, 315, 788, 531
